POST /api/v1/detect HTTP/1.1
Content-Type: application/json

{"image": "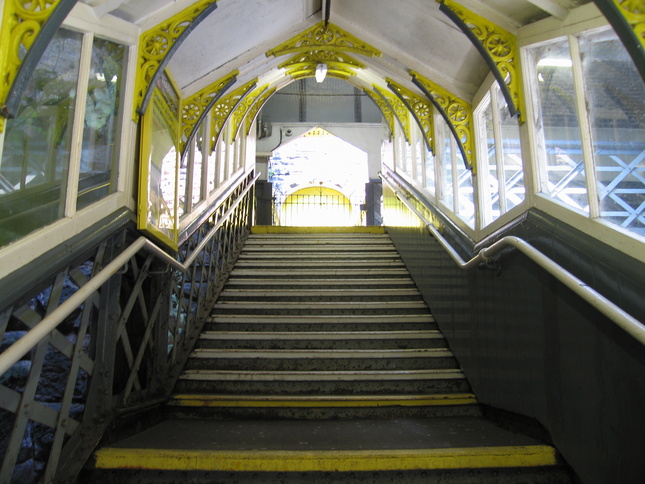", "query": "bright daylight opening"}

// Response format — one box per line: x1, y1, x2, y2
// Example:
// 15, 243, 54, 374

269, 128, 368, 226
